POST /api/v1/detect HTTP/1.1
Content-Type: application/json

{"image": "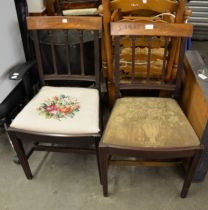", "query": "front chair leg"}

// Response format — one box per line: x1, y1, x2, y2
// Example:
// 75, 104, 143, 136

8, 132, 33, 179
99, 147, 109, 196
181, 150, 203, 198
